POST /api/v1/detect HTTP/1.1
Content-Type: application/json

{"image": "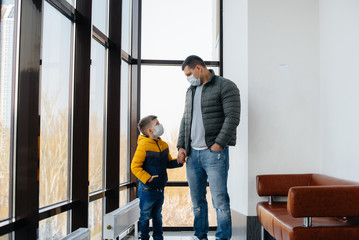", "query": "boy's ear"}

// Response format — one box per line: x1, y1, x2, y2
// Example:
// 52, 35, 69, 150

147, 128, 152, 135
